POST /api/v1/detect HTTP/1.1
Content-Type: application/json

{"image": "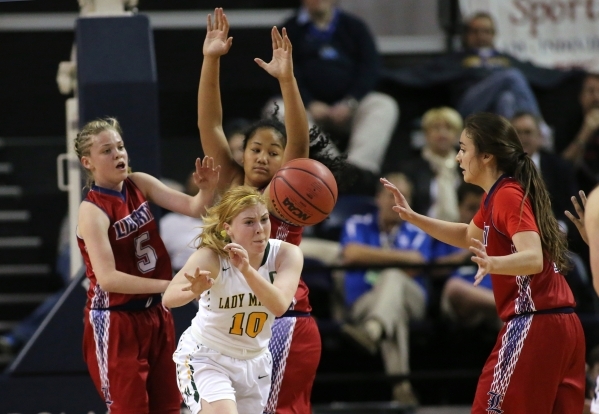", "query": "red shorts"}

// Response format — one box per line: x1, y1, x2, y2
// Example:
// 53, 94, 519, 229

472, 312, 585, 414
265, 315, 321, 414
83, 305, 181, 414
